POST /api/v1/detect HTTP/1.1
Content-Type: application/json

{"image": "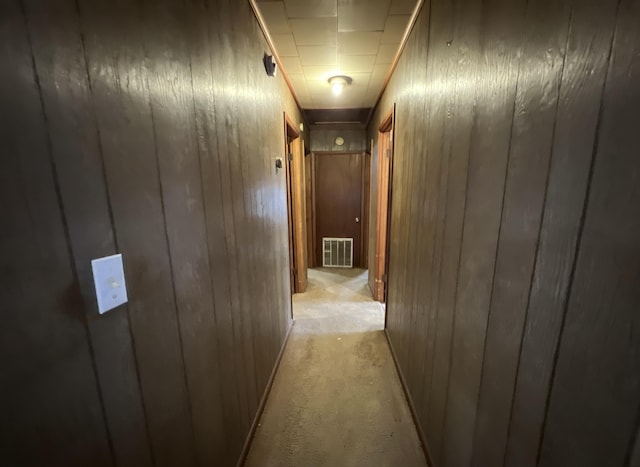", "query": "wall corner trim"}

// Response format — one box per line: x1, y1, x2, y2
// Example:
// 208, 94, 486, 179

384, 329, 435, 467
236, 321, 296, 467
